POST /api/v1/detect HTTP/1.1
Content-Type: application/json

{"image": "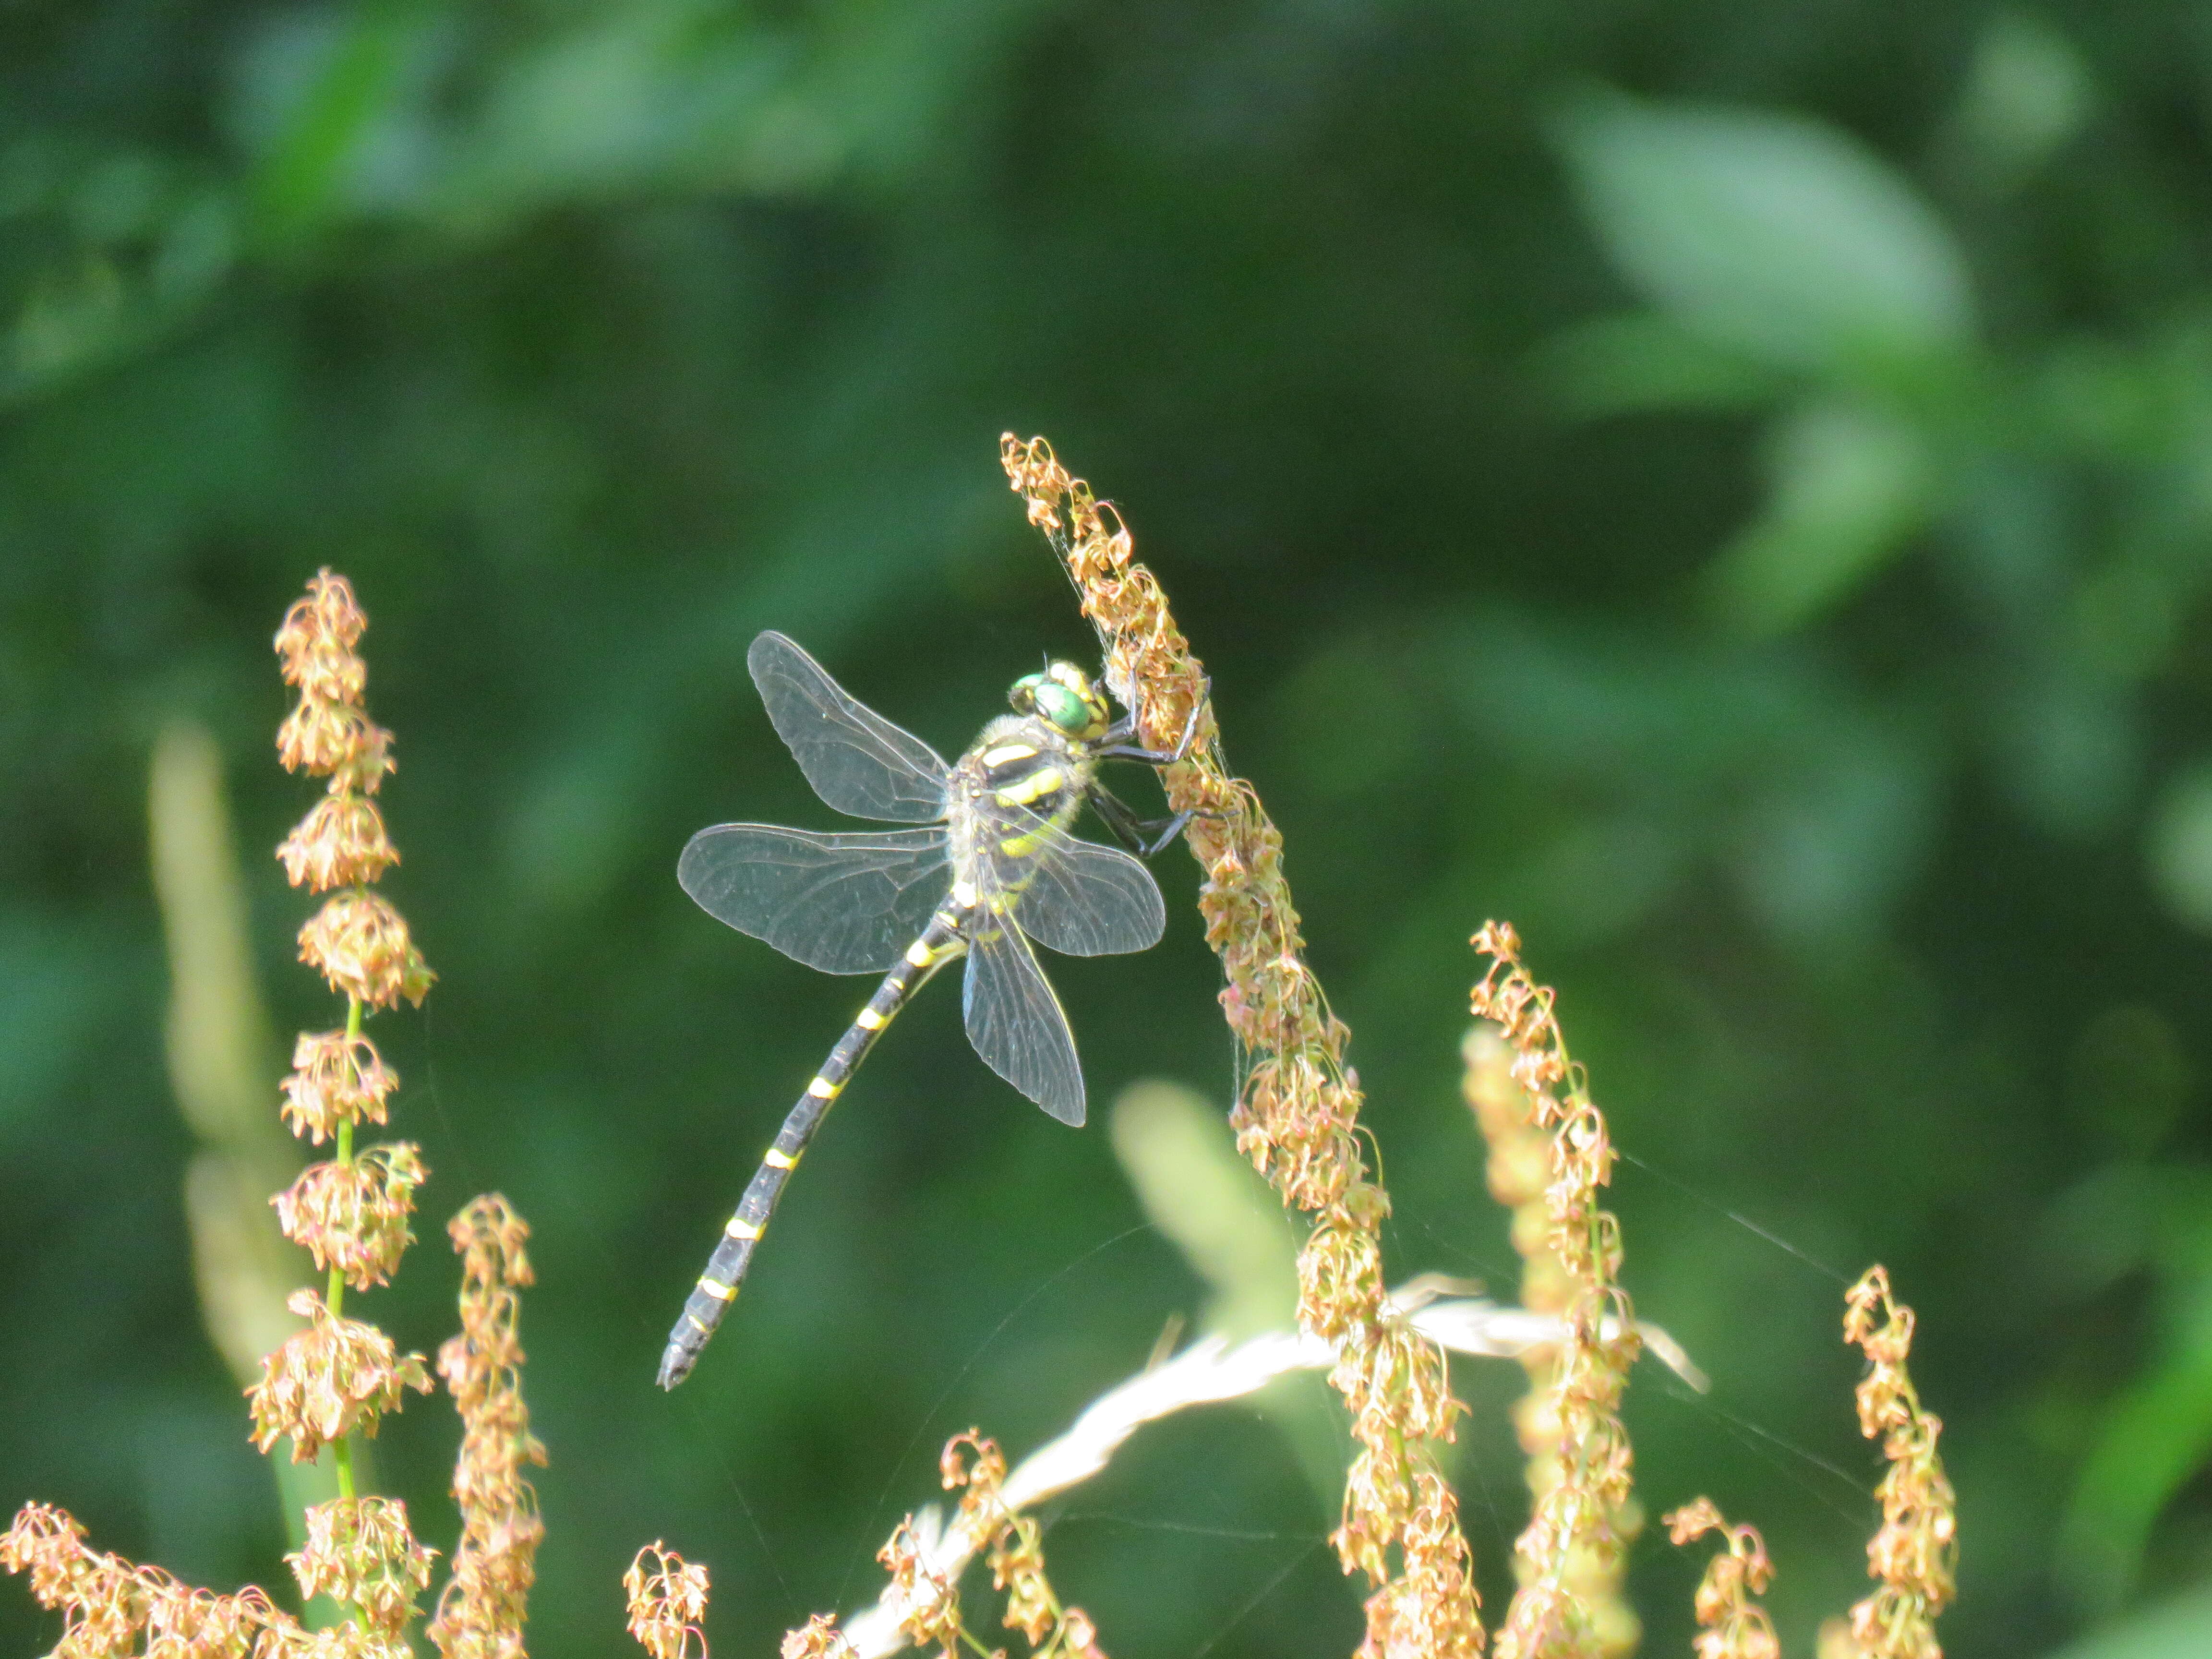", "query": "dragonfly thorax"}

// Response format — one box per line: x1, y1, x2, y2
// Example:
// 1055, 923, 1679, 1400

949, 710, 1104, 870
